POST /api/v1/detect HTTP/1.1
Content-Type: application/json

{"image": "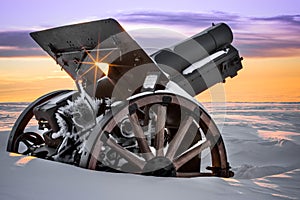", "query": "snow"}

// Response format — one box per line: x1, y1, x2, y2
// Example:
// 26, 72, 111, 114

0, 102, 300, 200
